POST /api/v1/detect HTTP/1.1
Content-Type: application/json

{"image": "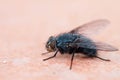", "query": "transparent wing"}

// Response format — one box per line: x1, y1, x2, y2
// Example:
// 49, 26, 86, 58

69, 19, 110, 35
94, 42, 118, 51
70, 42, 118, 51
